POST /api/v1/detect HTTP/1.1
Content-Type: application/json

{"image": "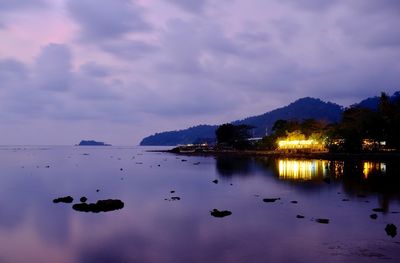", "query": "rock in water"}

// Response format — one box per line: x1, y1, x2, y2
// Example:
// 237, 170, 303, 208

212, 179, 218, 184
315, 218, 330, 224
370, 214, 378, 220
296, 215, 305, 219
373, 208, 386, 213
80, 196, 87, 203
53, 196, 74, 203
263, 198, 280, 203
72, 199, 124, 213
210, 209, 232, 218
385, 224, 397, 238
